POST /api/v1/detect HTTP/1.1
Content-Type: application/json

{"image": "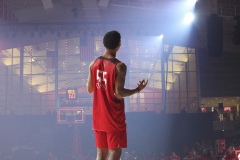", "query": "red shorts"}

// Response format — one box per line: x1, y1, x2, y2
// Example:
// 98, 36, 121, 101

94, 130, 127, 149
